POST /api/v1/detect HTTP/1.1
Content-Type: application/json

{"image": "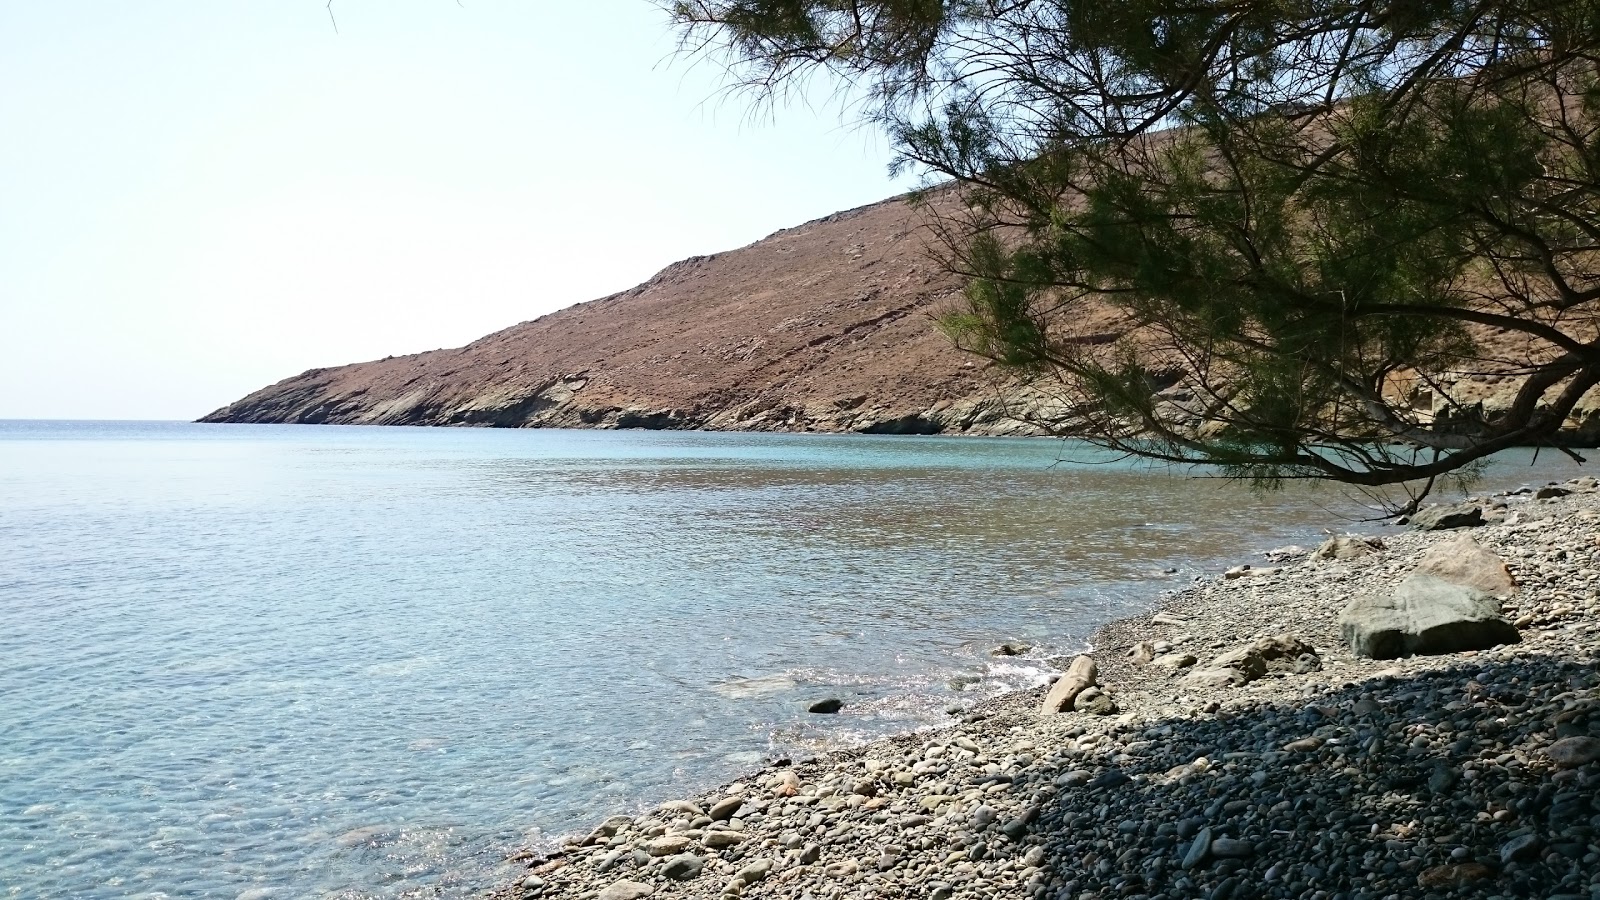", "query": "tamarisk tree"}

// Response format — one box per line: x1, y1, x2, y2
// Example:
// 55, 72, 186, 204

668, 0, 1600, 504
